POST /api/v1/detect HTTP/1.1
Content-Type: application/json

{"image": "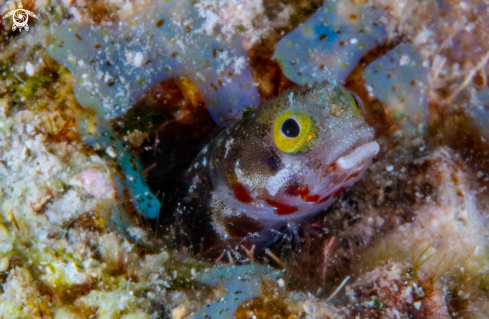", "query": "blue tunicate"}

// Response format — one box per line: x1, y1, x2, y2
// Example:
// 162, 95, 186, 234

48, 0, 259, 125
191, 264, 282, 319
78, 111, 161, 219
274, 0, 386, 85
107, 174, 133, 232
48, 0, 260, 220
363, 43, 429, 132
